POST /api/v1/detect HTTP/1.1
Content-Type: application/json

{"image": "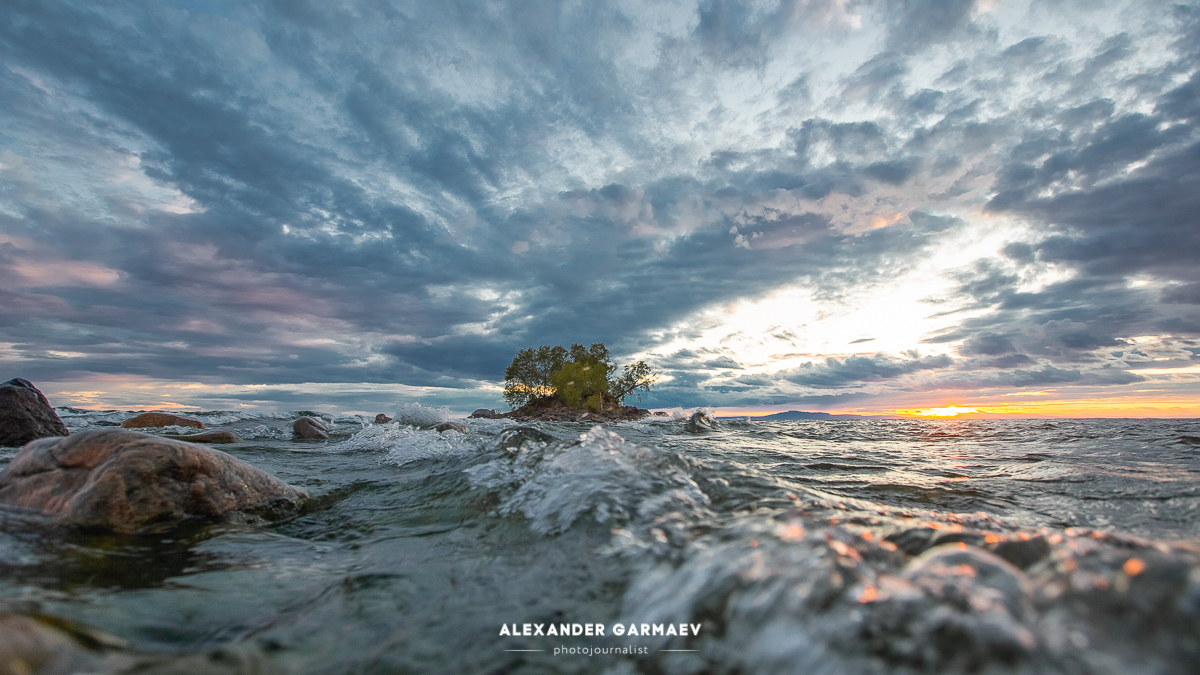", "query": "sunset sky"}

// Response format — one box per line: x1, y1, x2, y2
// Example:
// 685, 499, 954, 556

2, 0, 1199, 417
